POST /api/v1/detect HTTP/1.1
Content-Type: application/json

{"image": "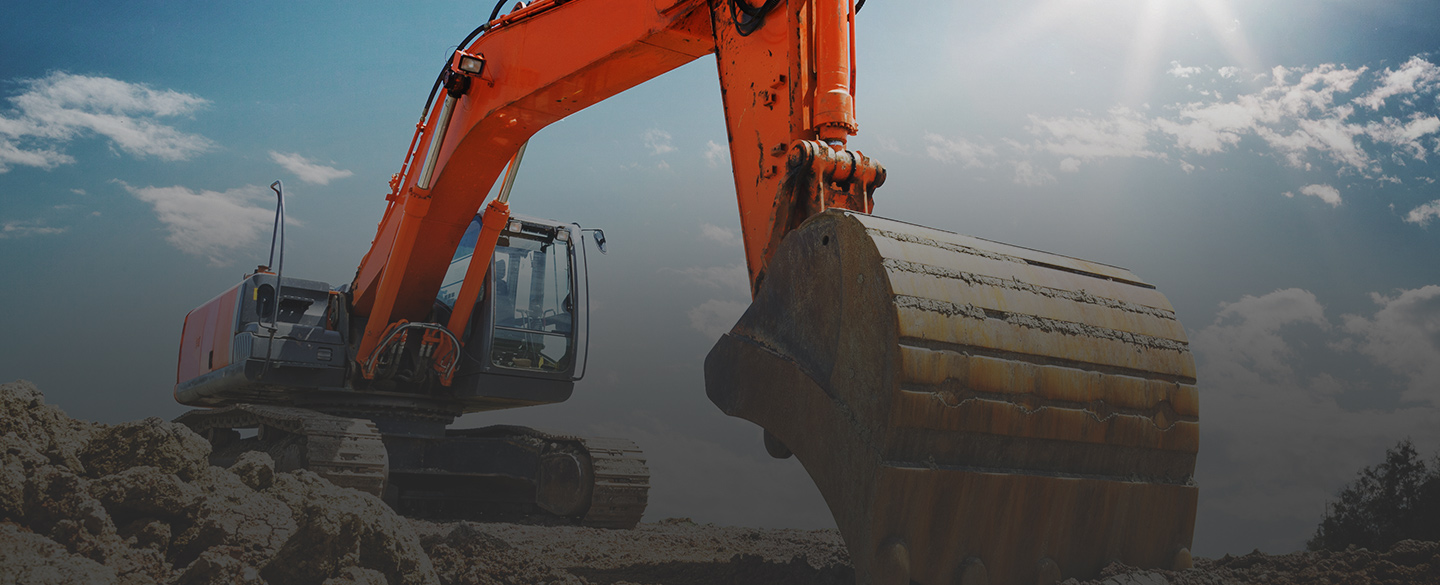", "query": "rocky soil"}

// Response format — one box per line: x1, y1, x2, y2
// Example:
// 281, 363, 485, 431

4, 378, 1440, 585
